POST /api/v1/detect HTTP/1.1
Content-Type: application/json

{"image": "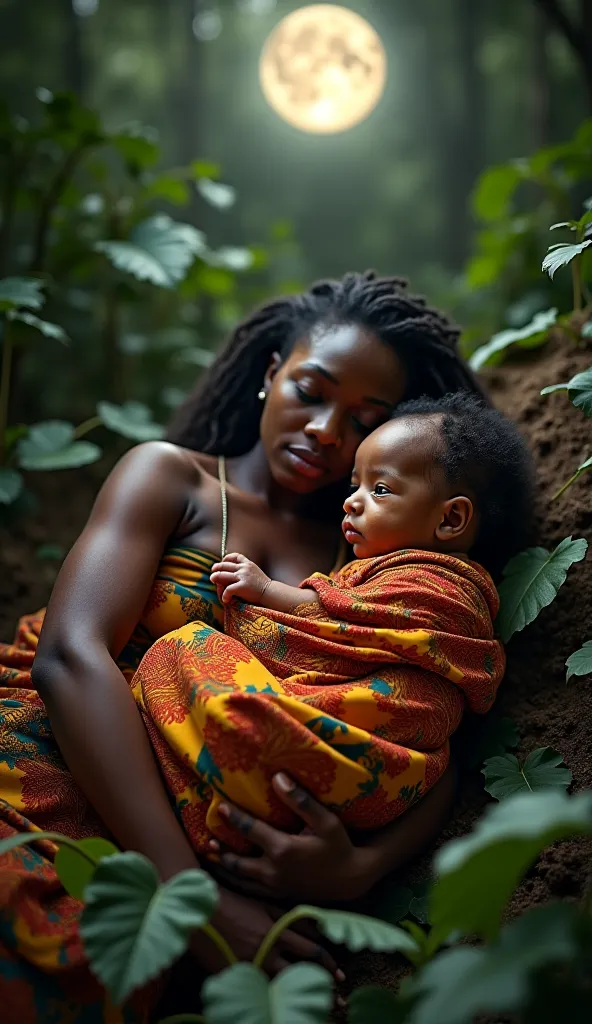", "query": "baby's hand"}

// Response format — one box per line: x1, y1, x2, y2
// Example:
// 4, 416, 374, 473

210, 552, 272, 605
